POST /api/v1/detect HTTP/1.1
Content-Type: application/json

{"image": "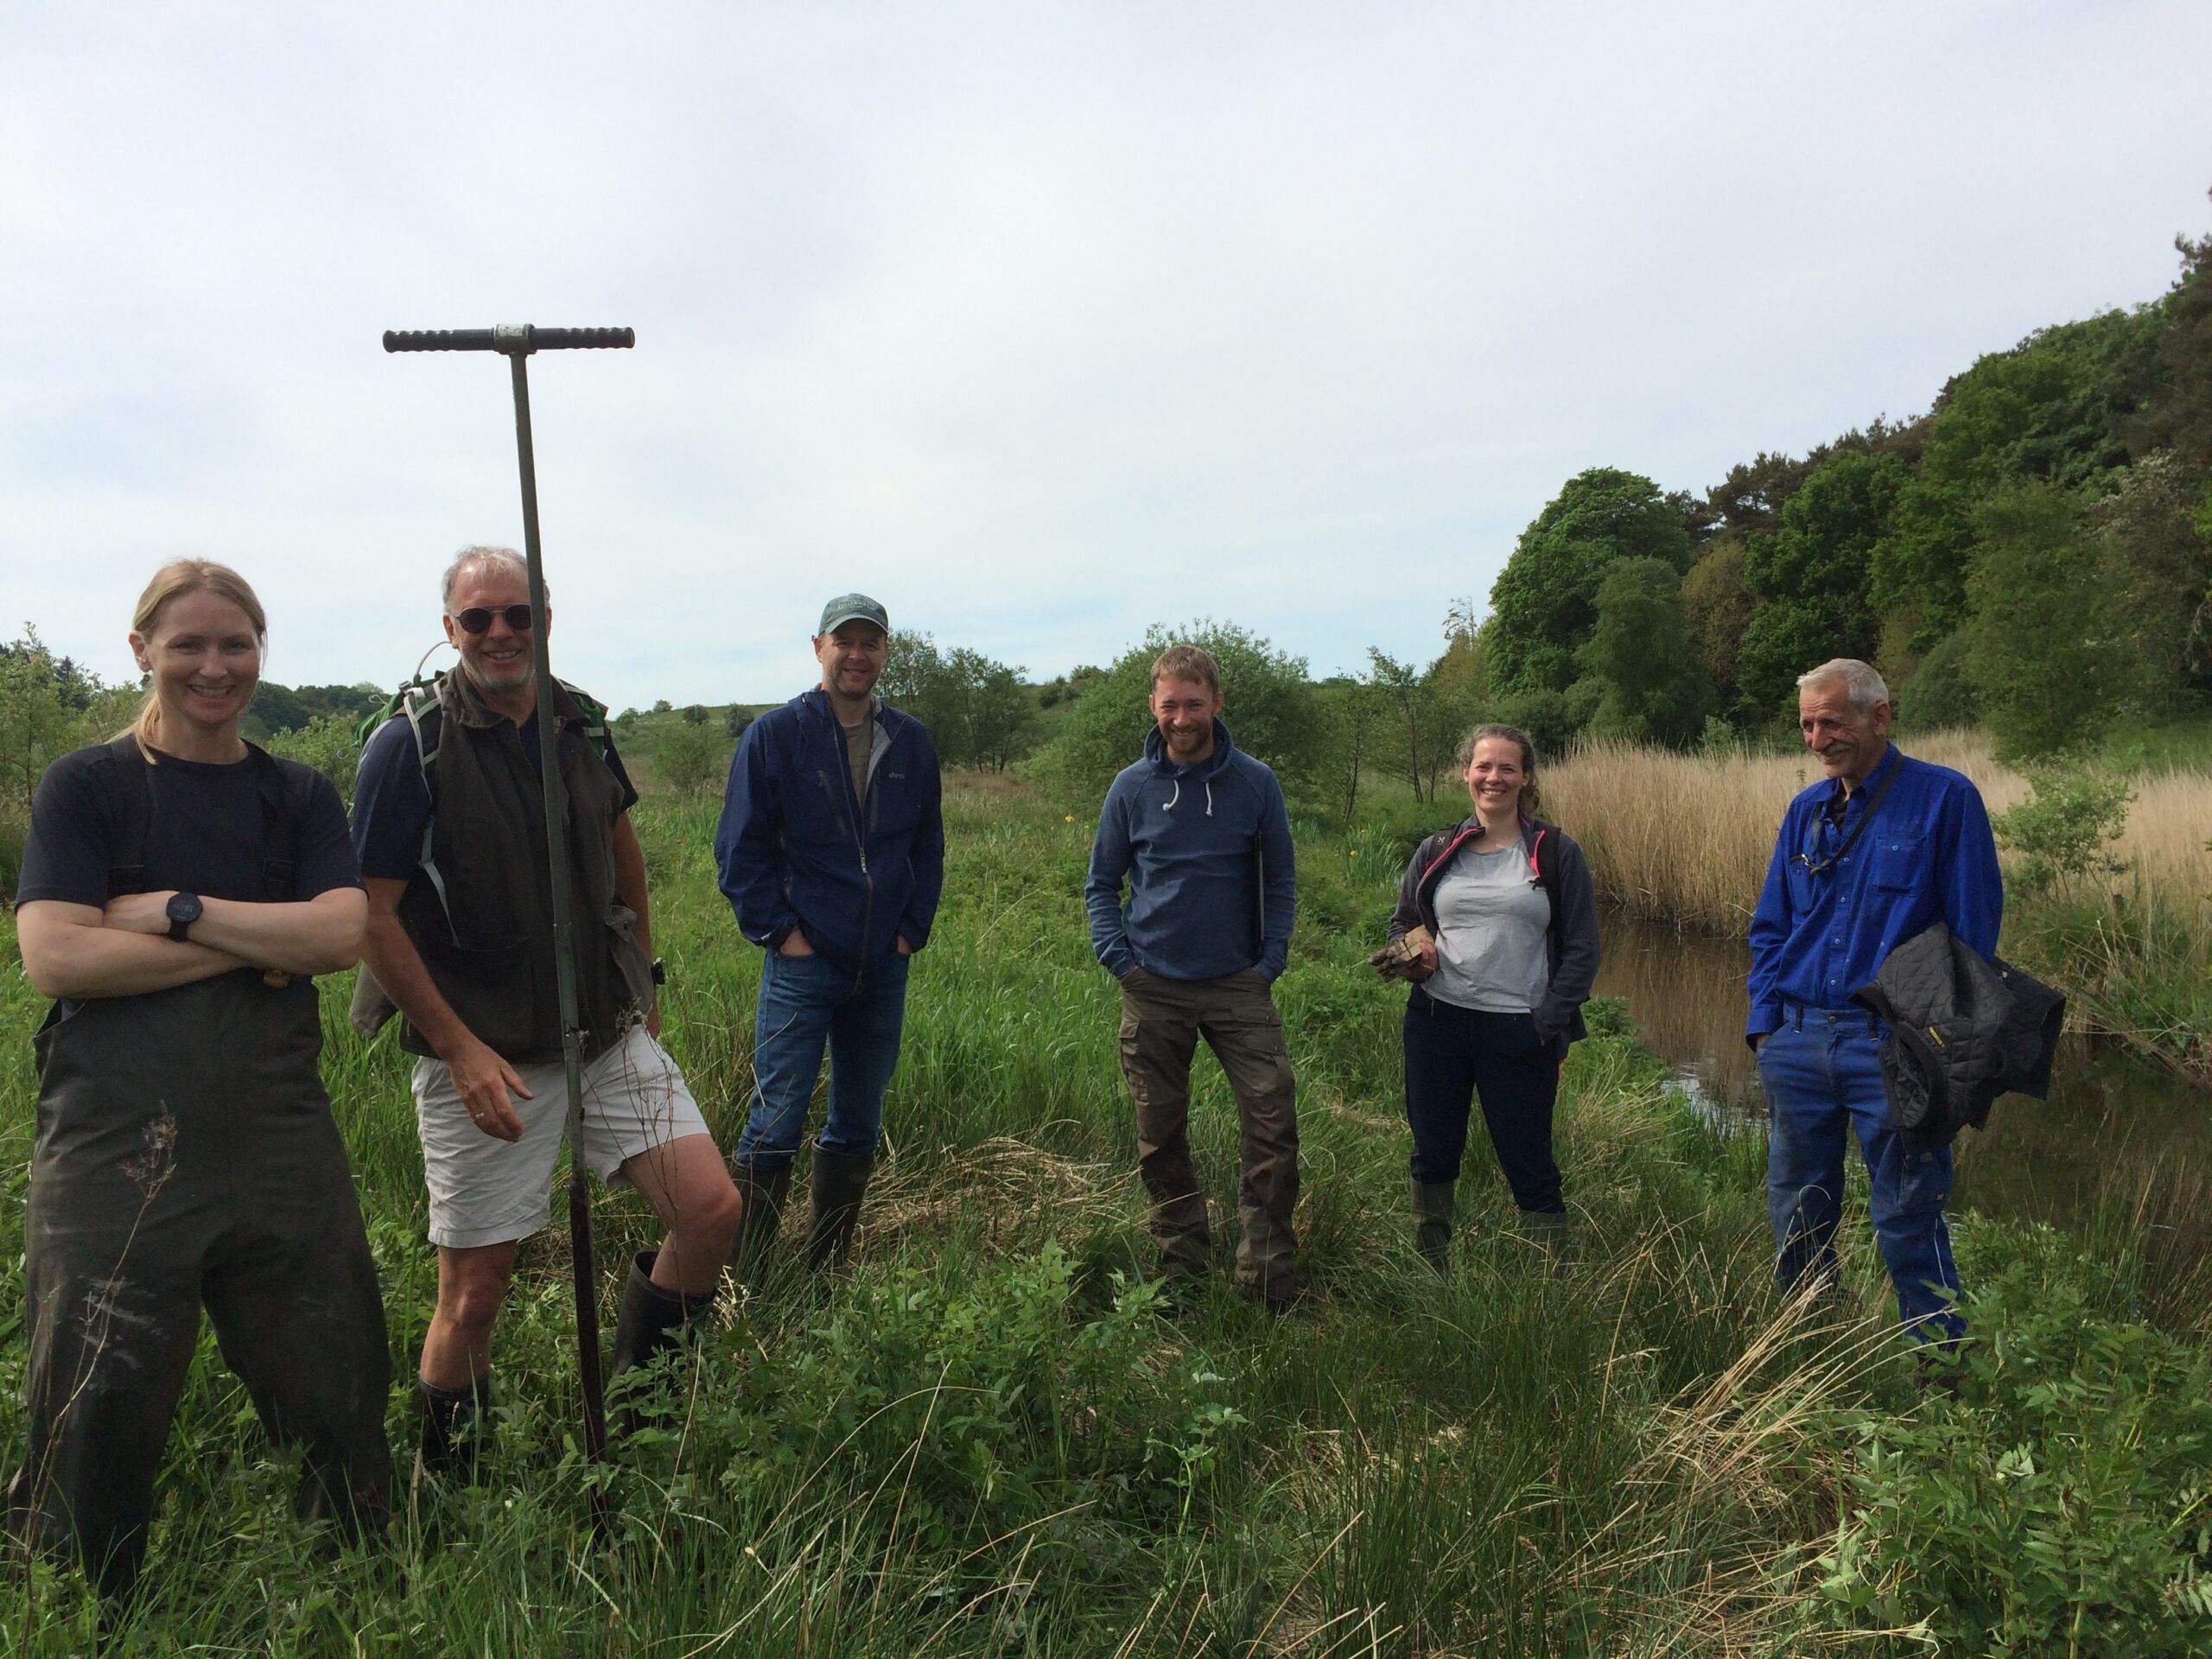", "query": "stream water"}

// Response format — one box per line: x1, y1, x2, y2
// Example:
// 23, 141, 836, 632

1593, 913, 2211, 1250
